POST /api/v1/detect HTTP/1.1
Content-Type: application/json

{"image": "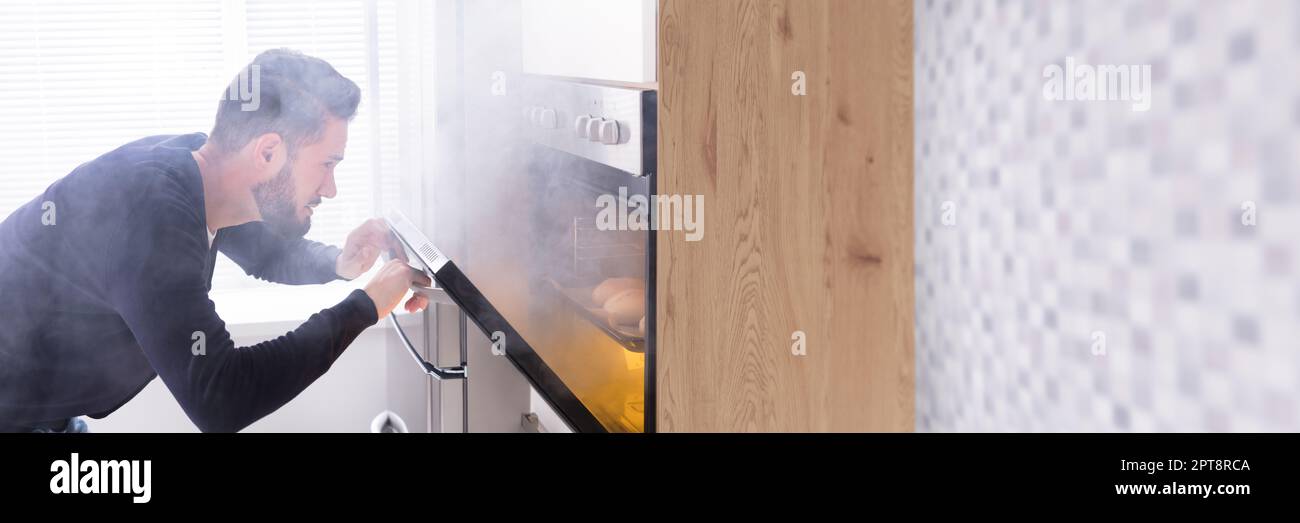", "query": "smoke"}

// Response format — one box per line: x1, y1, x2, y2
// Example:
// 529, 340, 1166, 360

426, 0, 651, 432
